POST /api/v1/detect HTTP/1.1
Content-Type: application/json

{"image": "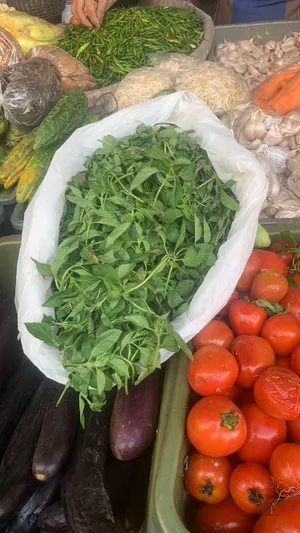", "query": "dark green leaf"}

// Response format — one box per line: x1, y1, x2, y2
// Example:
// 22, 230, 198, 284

25, 322, 57, 347
220, 190, 240, 211
203, 218, 211, 244
124, 315, 150, 329
129, 167, 158, 191
106, 222, 131, 248
32, 259, 52, 277
194, 214, 202, 244
91, 329, 122, 358
42, 290, 75, 308
109, 357, 129, 377
51, 235, 80, 278
79, 395, 85, 428
96, 369, 106, 396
